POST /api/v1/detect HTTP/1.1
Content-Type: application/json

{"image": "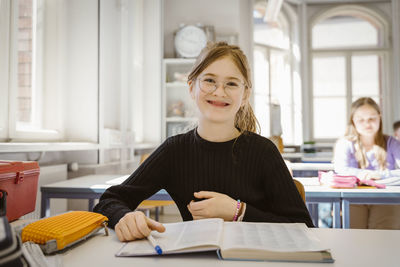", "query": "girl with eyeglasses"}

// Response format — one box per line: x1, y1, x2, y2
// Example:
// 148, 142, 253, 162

334, 97, 400, 229
94, 42, 313, 242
